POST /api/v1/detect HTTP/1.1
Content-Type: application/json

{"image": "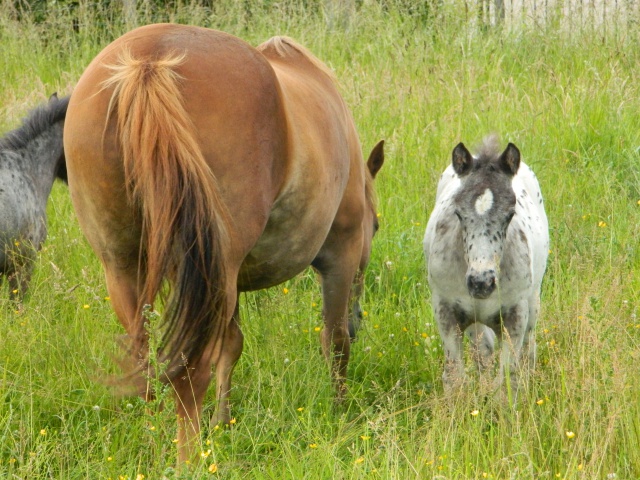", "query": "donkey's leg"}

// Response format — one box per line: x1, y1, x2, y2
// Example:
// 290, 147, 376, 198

7, 270, 30, 302
7, 267, 31, 301
496, 301, 528, 400
212, 296, 244, 426
434, 300, 466, 392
